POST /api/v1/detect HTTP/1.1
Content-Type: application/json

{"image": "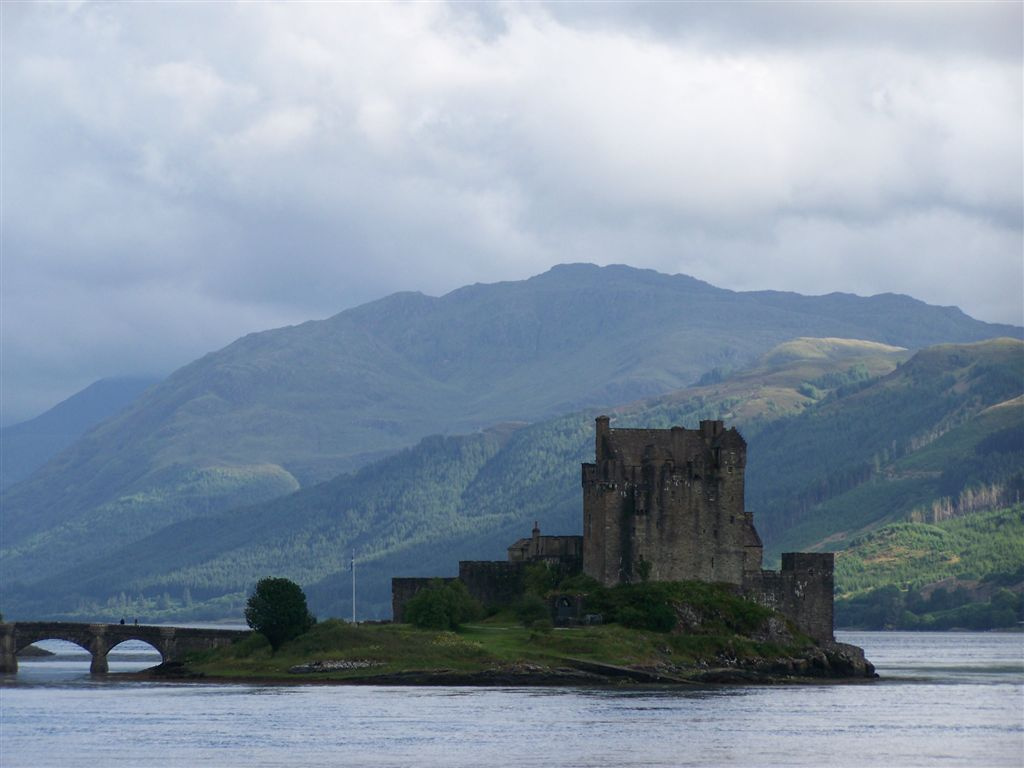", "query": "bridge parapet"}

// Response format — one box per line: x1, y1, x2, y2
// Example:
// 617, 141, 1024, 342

0, 622, 248, 675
